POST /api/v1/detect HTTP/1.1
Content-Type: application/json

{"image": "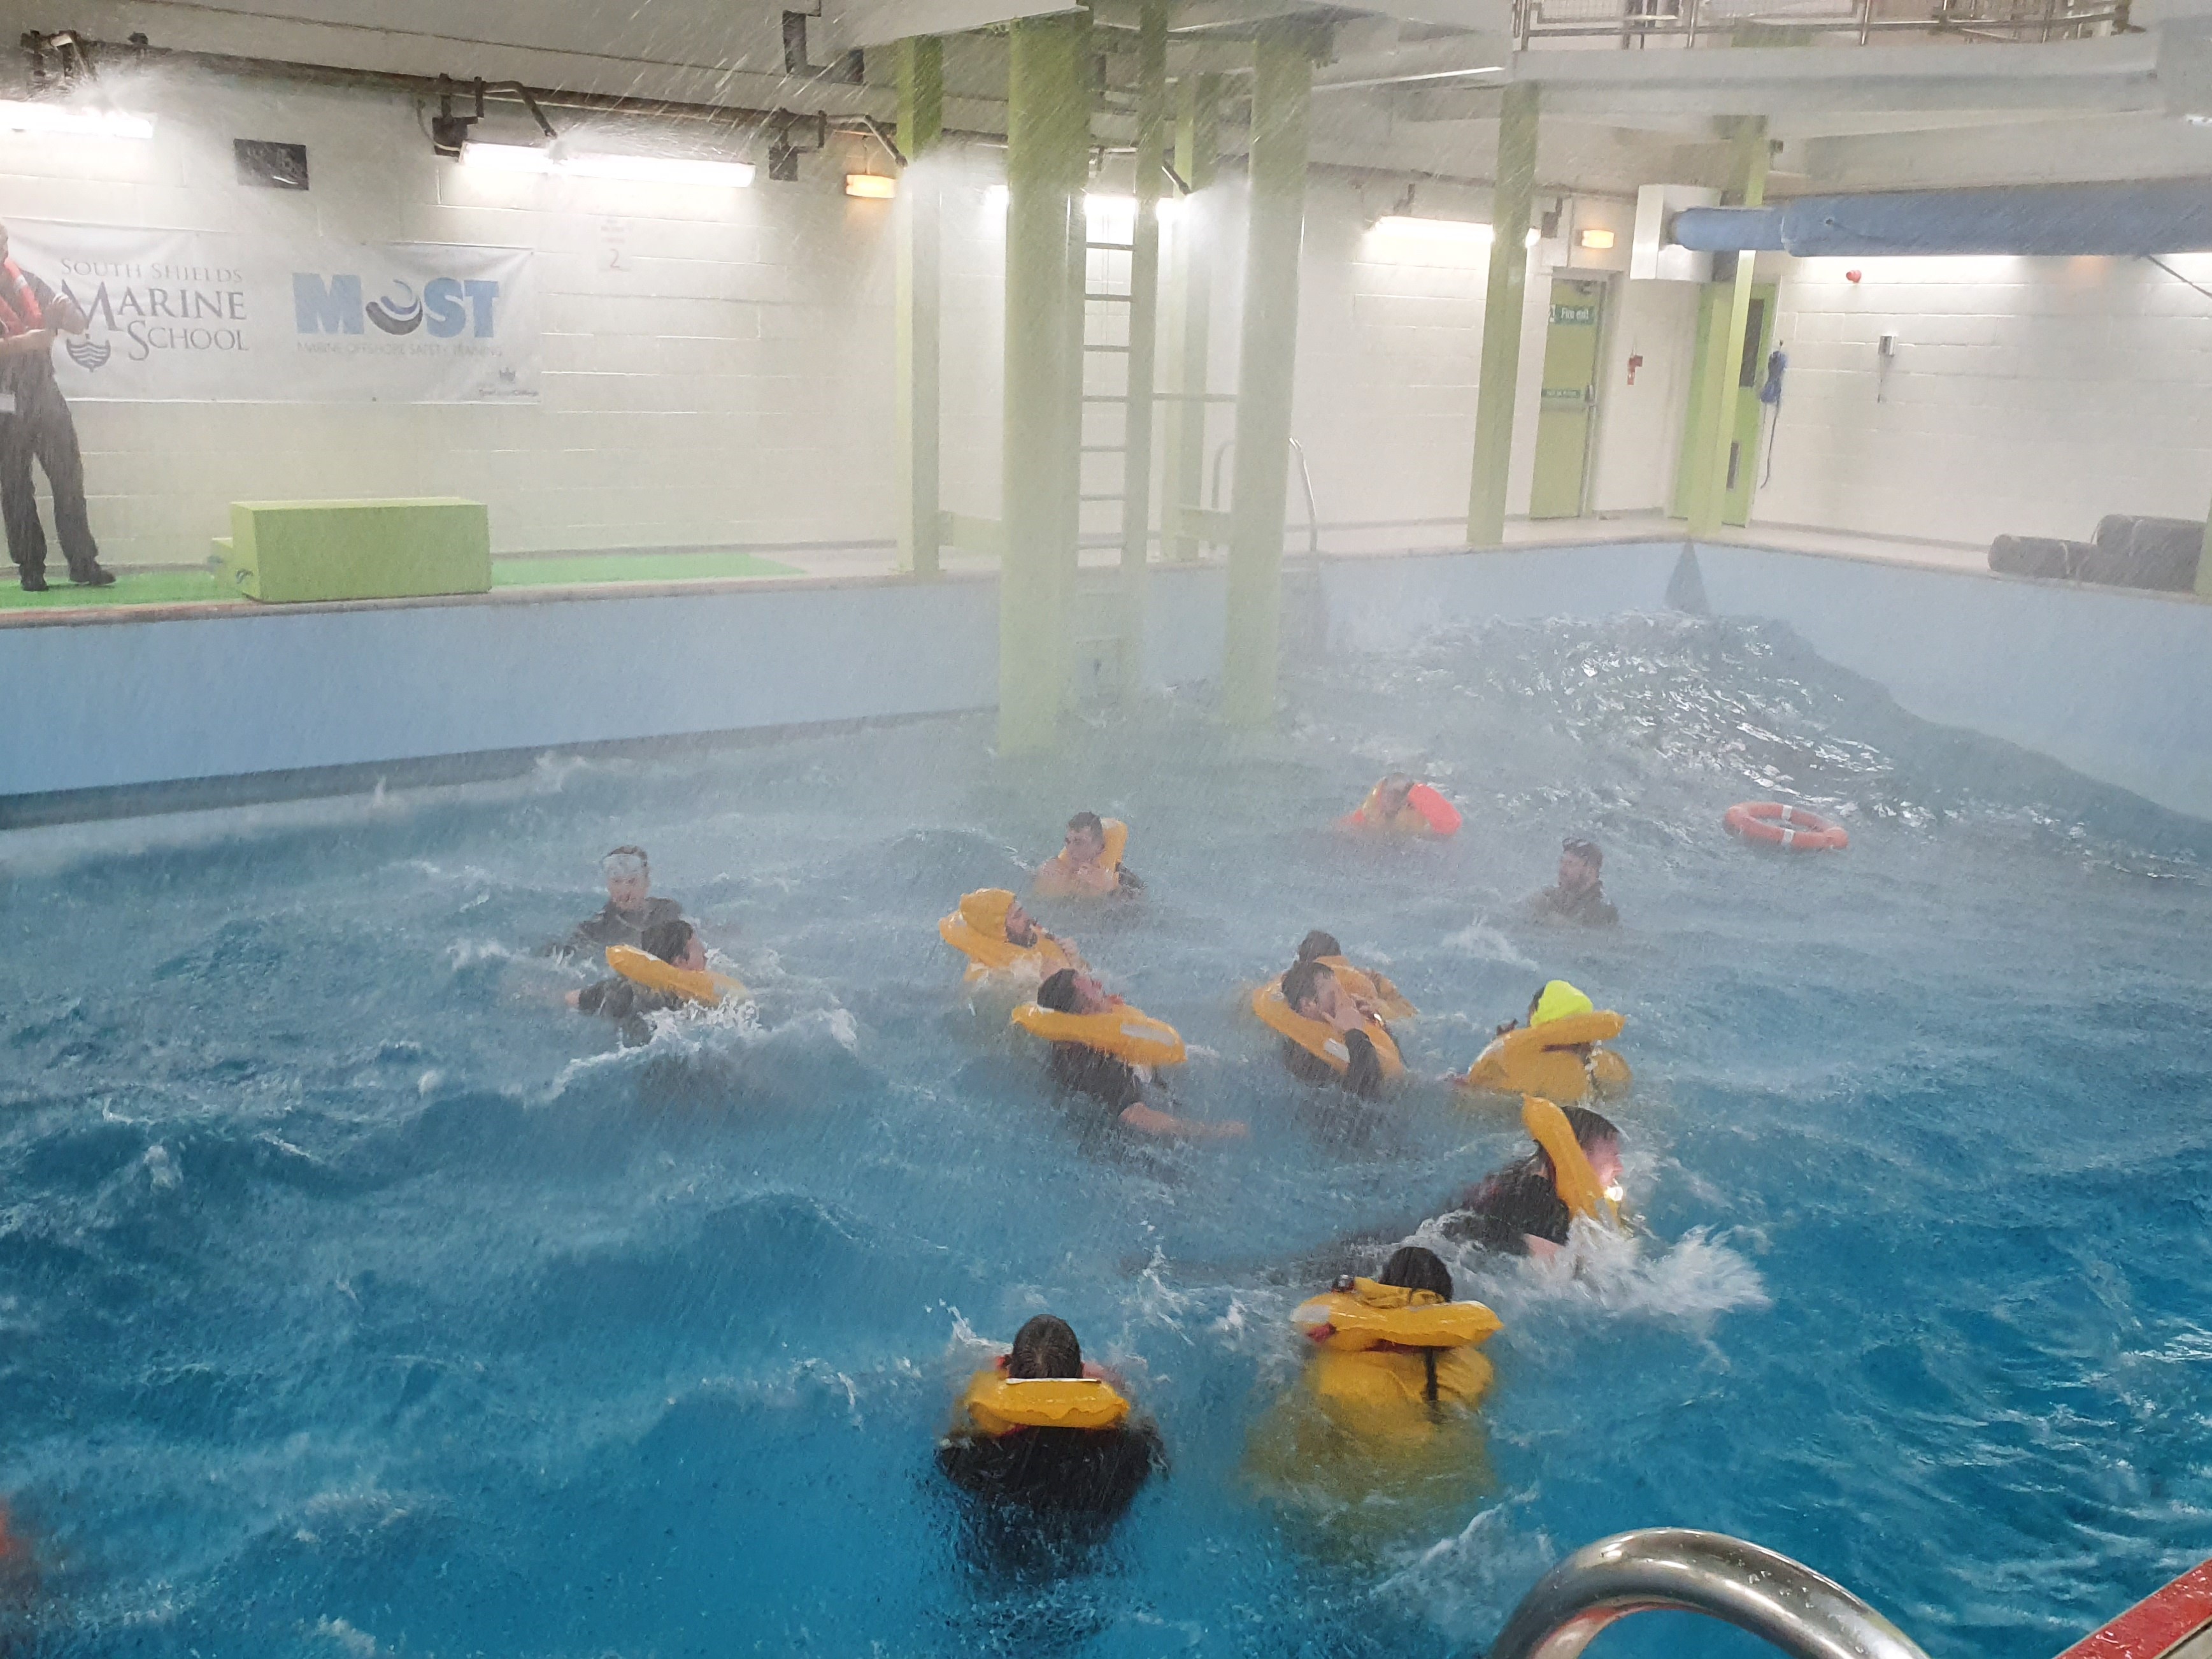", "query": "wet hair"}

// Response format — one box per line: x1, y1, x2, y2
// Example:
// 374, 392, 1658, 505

1563, 837, 1602, 868
1008, 1314, 1083, 1379
1037, 968, 1081, 1014
603, 845, 650, 875
1066, 811, 1105, 840
1378, 1244, 1453, 1300
1377, 1246, 1453, 1405
1527, 986, 1545, 1020
1280, 959, 1333, 1015
1295, 930, 1341, 963
640, 918, 693, 965
1562, 1105, 1621, 1151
